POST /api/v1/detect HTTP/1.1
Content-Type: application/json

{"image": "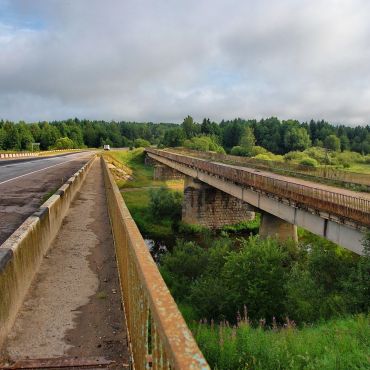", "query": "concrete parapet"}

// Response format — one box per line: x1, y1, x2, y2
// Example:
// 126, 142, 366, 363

0, 156, 96, 348
182, 175, 255, 229
153, 164, 184, 180
259, 212, 298, 243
